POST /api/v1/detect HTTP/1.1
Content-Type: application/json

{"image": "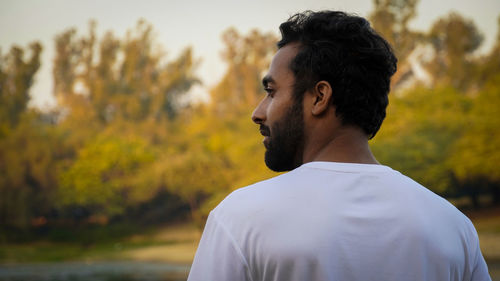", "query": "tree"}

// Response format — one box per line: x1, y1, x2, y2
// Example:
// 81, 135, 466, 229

369, 0, 422, 65
475, 15, 500, 88
0, 42, 42, 127
0, 42, 53, 229
53, 20, 199, 125
372, 86, 470, 195
449, 75, 500, 206
427, 12, 483, 90
0, 112, 65, 228
210, 28, 276, 115
58, 135, 155, 217
52, 20, 201, 223
449, 16, 500, 202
